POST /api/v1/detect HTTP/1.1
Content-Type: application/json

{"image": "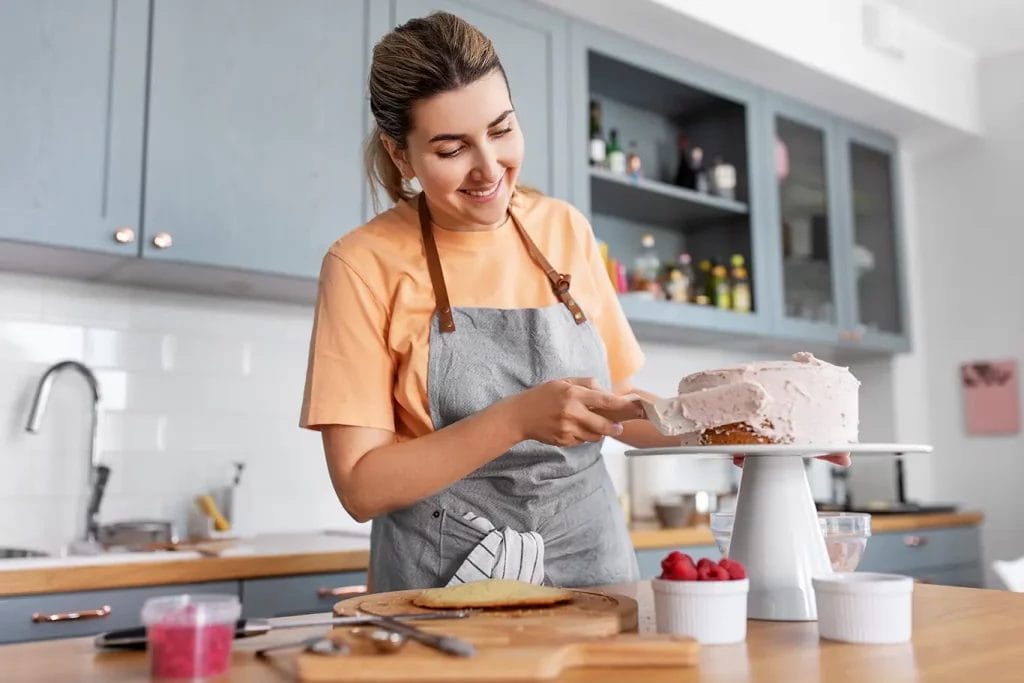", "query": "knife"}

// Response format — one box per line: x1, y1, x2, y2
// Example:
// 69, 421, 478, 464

370, 614, 477, 657
94, 610, 471, 650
